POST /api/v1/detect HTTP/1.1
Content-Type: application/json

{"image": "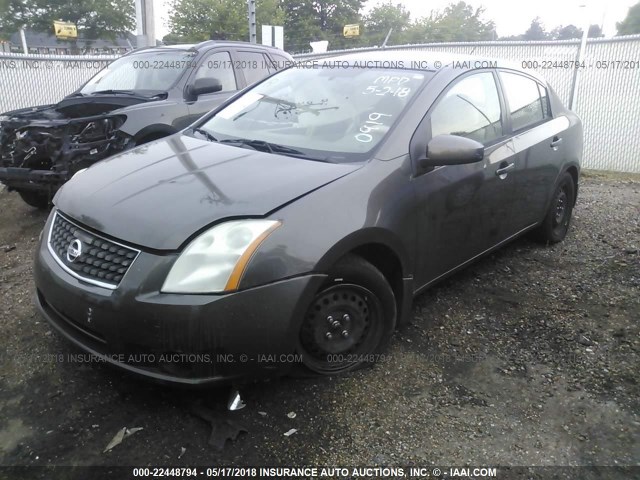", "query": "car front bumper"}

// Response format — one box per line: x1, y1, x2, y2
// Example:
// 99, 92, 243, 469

0, 167, 65, 191
33, 215, 325, 386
